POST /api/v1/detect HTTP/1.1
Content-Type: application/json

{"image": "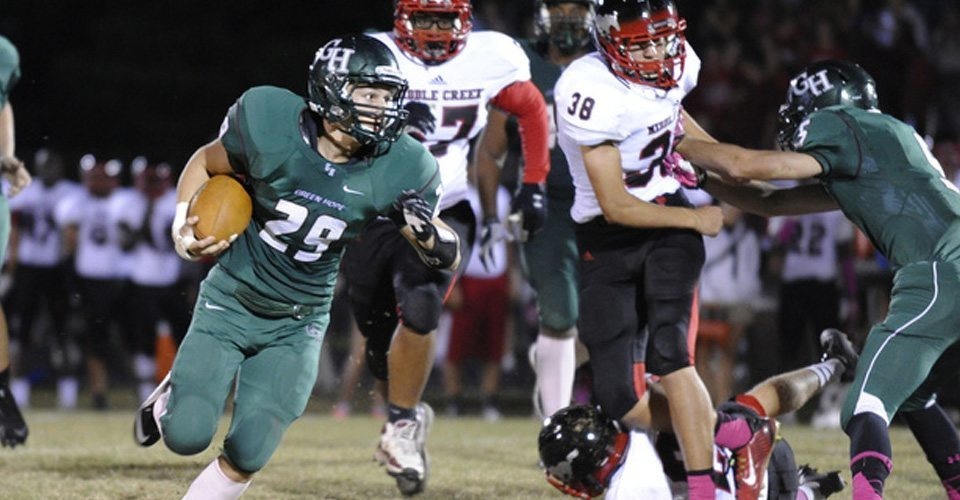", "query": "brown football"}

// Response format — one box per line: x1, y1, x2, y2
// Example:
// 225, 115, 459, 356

188, 175, 253, 241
